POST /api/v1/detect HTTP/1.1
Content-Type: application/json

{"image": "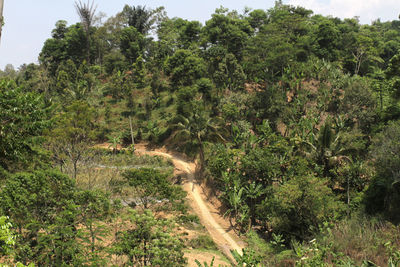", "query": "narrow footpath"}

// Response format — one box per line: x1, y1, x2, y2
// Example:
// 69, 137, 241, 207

135, 147, 245, 262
